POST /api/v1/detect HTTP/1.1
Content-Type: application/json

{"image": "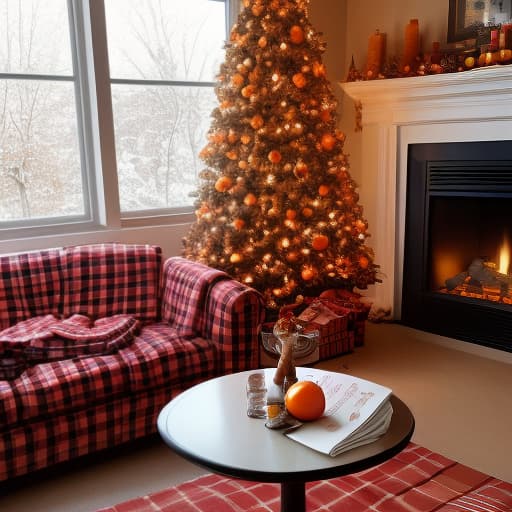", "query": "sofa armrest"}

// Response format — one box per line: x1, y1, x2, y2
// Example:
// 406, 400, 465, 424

203, 279, 266, 373
161, 257, 266, 373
